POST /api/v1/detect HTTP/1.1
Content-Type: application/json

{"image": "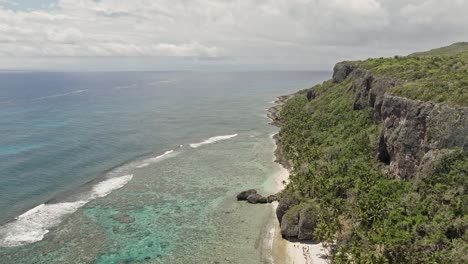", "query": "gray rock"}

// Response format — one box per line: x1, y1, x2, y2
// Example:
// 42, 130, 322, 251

341, 62, 467, 180
298, 204, 318, 240
236, 189, 257, 201
306, 90, 316, 101
276, 196, 300, 224
379, 95, 468, 179
267, 194, 278, 203
332, 62, 356, 83
280, 207, 300, 238
247, 193, 268, 204
279, 202, 319, 240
